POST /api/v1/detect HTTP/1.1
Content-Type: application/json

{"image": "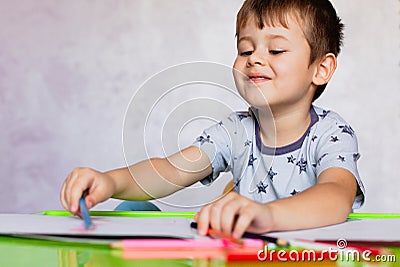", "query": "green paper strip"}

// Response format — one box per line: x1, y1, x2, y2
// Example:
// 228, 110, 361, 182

348, 213, 400, 219
37, 210, 196, 218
